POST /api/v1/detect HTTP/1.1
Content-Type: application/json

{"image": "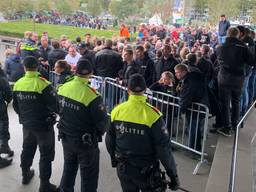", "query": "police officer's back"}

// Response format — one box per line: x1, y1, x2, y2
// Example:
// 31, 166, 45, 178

13, 56, 58, 192
57, 58, 109, 192
106, 74, 180, 192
